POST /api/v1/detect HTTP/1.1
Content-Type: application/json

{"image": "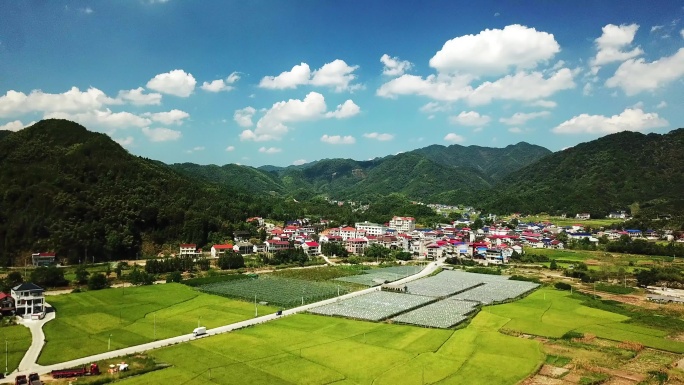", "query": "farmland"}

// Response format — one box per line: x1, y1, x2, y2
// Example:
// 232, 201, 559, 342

334, 265, 424, 286
39, 283, 277, 365
198, 275, 348, 308
0, 324, 31, 373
